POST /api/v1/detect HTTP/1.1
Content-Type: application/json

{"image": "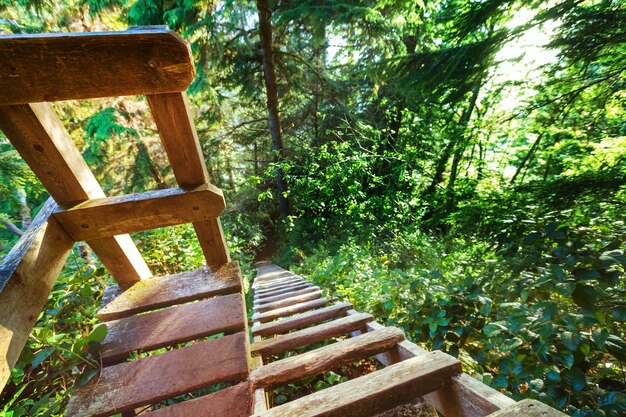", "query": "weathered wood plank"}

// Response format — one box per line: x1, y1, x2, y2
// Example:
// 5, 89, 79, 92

0, 102, 150, 285
65, 332, 249, 417
139, 382, 251, 417
252, 298, 330, 323
255, 282, 314, 298
254, 277, 303, 290
486, 399, 567, 416
252, 302, 352, 337
98, 262, 241, 321
0, 199, 73, 391
250, 327, 405, 389
254, 290, 322, 313
254, 352, 461, 417
252, 313, 373, 357
101, 293, 245, 365
254, 273, 300, 287
53, 184, 225, 241
0, 27, 194, 105
255, 286, 320, 303
345, 309, 516, 417
146, 92, 230, 266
